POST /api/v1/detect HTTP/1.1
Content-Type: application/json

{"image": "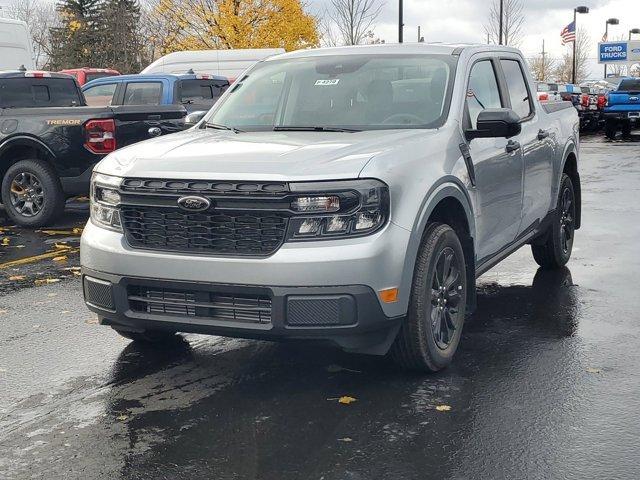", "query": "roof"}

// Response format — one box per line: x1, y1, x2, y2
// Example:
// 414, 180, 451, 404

0, 70, 75, 79
267, 43, 522, 61
60, 68, 120, 73
82, 72, 228, 89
